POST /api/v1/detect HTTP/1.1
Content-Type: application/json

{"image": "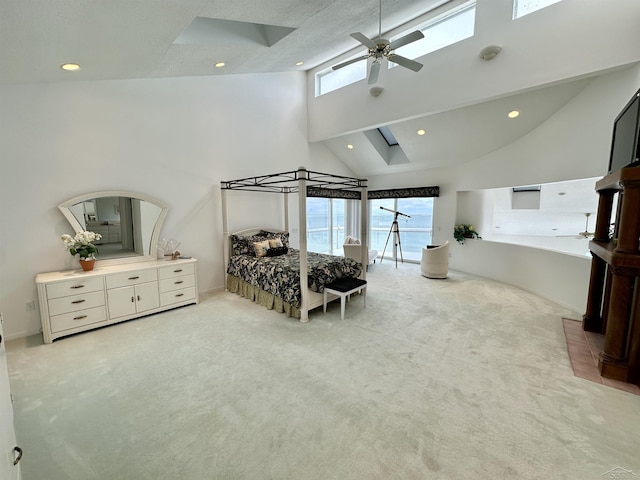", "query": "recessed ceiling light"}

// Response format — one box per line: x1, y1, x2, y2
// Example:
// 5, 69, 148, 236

417, 129, 426, 136
60, 63, 80, 71
347, 144, 354, 150
508, 110, 520, 118
295, 61, 304, 66
214, 62, 225, 68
